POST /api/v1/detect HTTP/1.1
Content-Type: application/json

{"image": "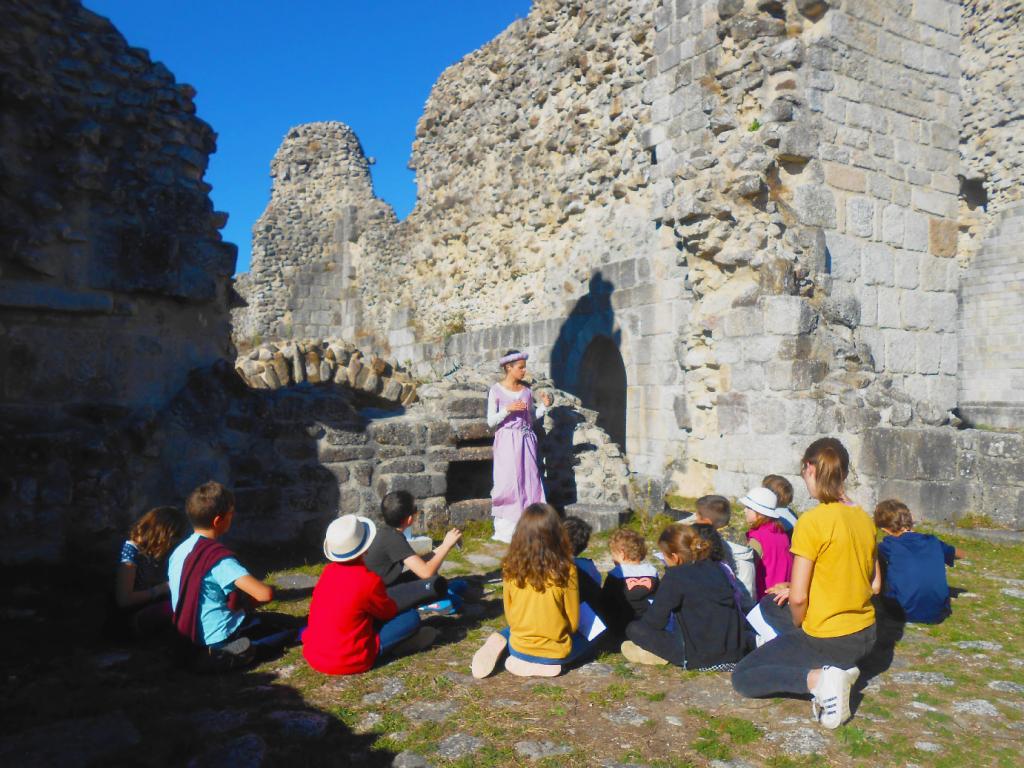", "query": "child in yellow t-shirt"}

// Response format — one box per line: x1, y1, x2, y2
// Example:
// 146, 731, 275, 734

470, 503, 597, 678
732, 438, 878, 731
